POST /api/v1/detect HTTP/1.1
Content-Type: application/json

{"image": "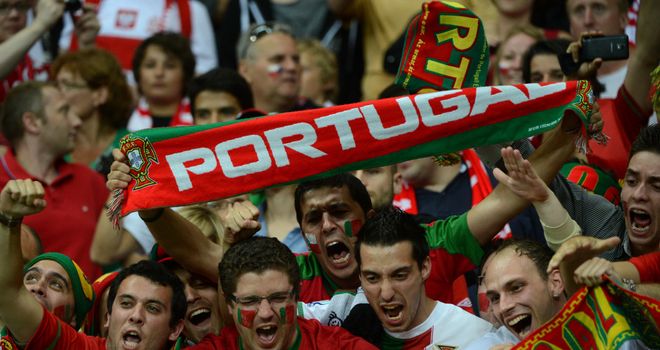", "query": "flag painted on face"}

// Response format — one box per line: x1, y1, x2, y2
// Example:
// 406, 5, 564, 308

279, 304, 296, 325
343, 219, 362, 238
237, 308, 257, 328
